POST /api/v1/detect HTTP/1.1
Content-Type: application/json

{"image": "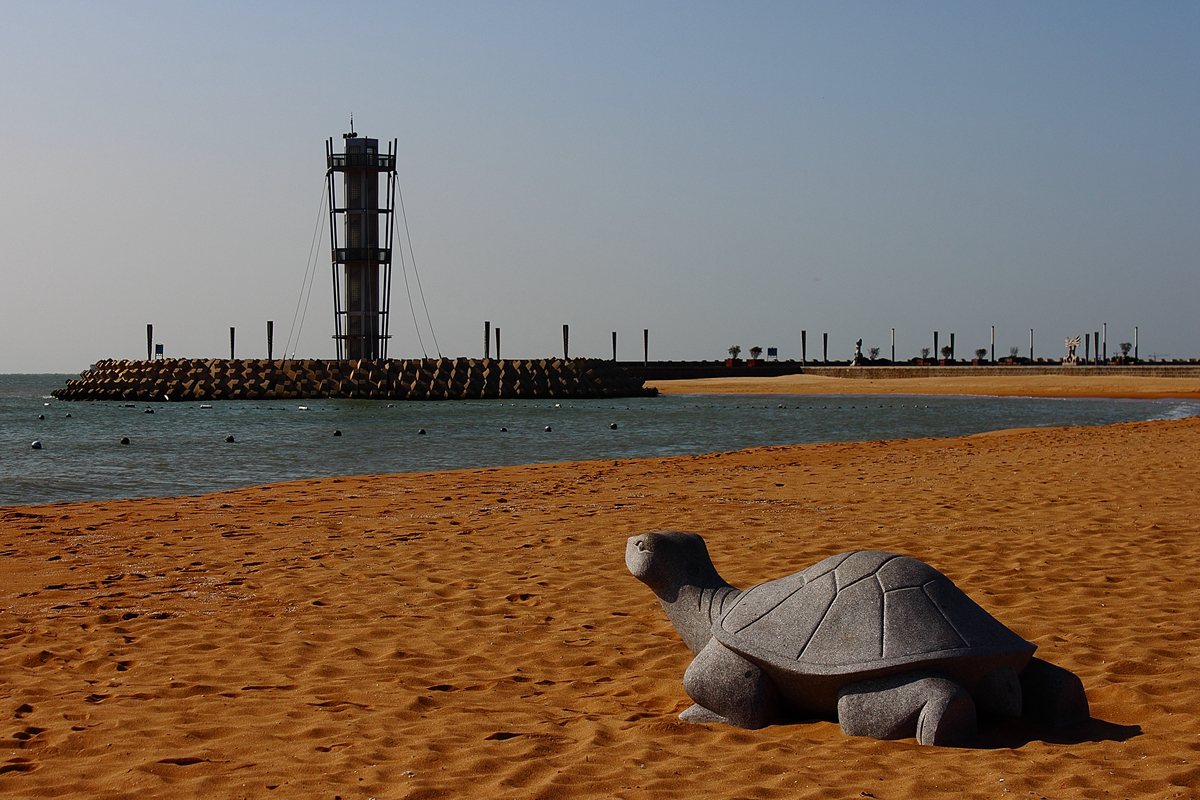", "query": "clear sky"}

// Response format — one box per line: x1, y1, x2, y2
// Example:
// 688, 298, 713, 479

1, 1, 1196, 373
